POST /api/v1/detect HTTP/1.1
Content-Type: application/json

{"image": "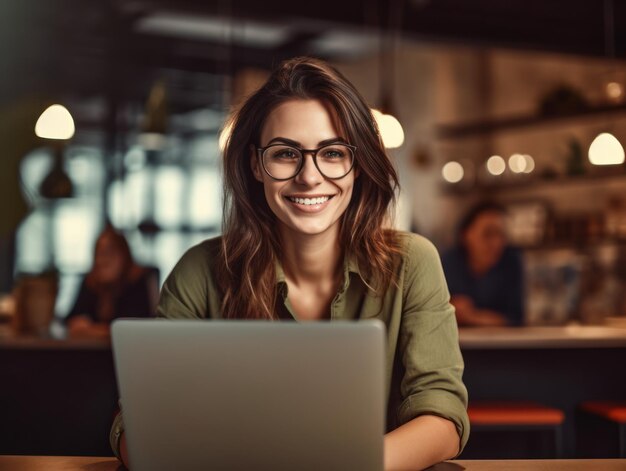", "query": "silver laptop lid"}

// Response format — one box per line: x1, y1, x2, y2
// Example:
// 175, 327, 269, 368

112, 319, 385, 471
